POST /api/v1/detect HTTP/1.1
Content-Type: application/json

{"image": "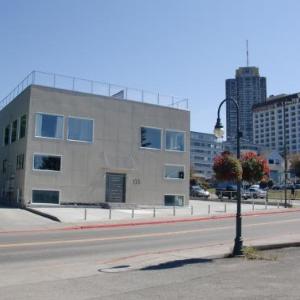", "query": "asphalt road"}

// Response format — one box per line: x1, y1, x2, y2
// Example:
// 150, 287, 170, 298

1, 210, 300, 299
